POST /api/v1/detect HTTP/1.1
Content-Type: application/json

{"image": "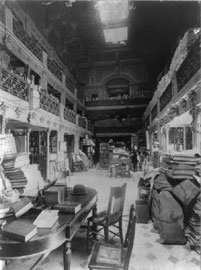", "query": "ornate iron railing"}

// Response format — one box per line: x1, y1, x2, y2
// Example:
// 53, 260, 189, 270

94, 118, 142, 128
88, 121, 93, 132
65, 77, 75, 95
151, 104, 157, 121
13, 17, 43, 61
0, 67, 29, 101
86, 97, 150, 107
177, 39, 200, 92
47, 57, 62, 82
78, 116, 87, 129
77, 89, 84, 104
160, 83, 172, 111
39, 88, 60, 116
64, 107, 76, 124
